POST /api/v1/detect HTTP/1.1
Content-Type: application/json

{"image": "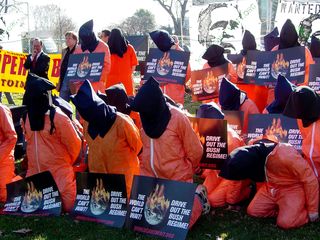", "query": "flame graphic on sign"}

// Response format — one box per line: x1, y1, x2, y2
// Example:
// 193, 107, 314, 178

265, 118, 288, 139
